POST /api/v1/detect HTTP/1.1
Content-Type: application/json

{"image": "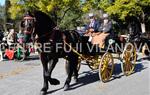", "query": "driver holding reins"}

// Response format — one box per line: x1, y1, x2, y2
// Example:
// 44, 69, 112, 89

84, 13, 100, 38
